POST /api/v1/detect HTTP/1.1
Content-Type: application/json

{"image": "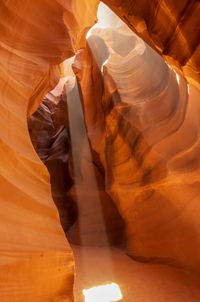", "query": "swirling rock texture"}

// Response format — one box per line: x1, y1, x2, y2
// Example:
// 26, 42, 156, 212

73, 24, 200, 273
28, 95, 78, 234
102, 0, 200, 91
1, 0, 200, 301
0, 0, 99, 301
